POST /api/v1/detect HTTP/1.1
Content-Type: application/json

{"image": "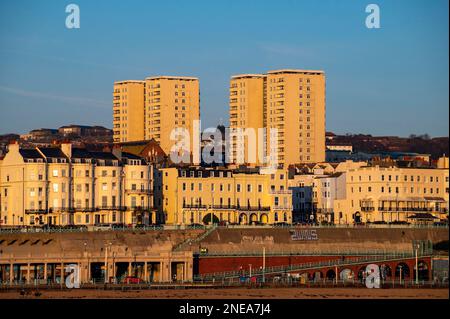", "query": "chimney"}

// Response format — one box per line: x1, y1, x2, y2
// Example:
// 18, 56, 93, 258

7, 140, 20, 153
61, 141, 72, 158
